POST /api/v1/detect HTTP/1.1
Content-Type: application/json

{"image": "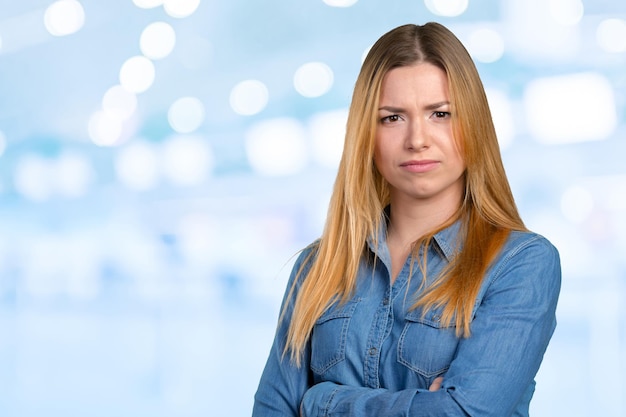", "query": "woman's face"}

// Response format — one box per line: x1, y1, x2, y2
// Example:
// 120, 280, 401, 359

374, 63, 466, 210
